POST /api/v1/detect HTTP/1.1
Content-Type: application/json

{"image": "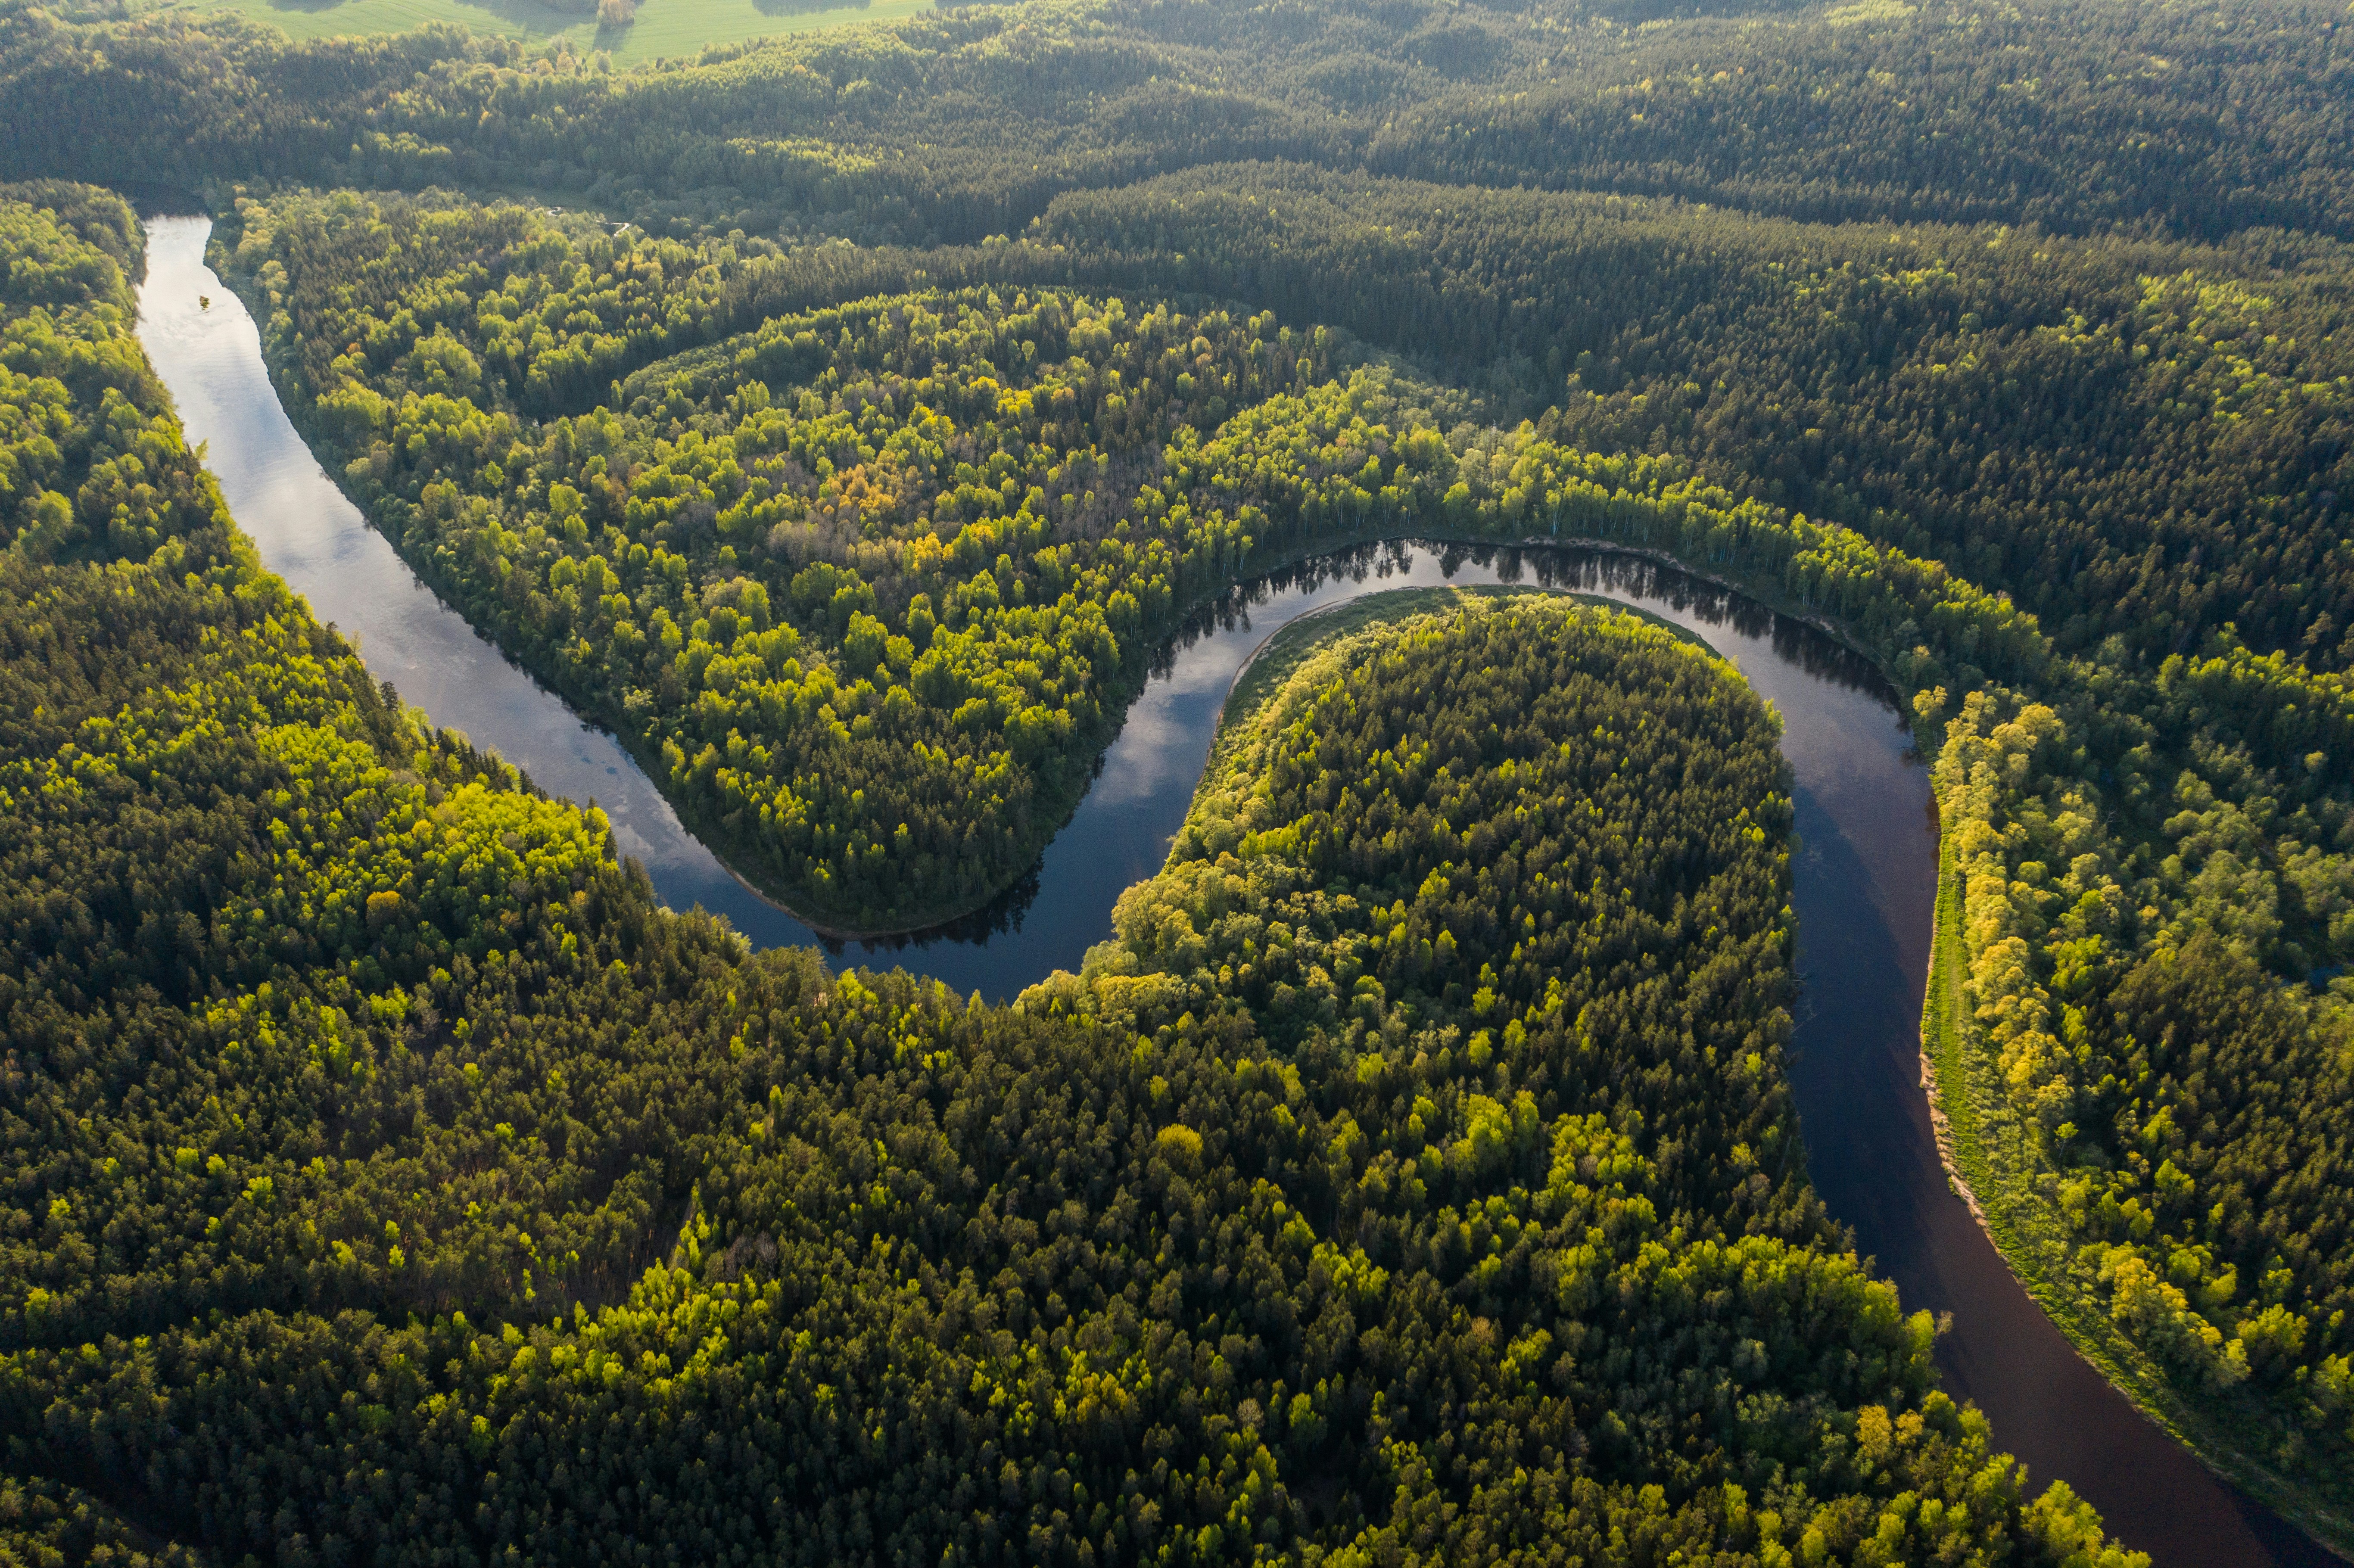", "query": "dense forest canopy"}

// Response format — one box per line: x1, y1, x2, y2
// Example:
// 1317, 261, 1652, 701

2, 0, 2354, 1548
224, 187, 1405, 927
10, 0, 2347, 682
1040, 166, 2354, 672
3, 0, 2353, 243
87, 145, 2354, 1533
0, 184, 2153, 1562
